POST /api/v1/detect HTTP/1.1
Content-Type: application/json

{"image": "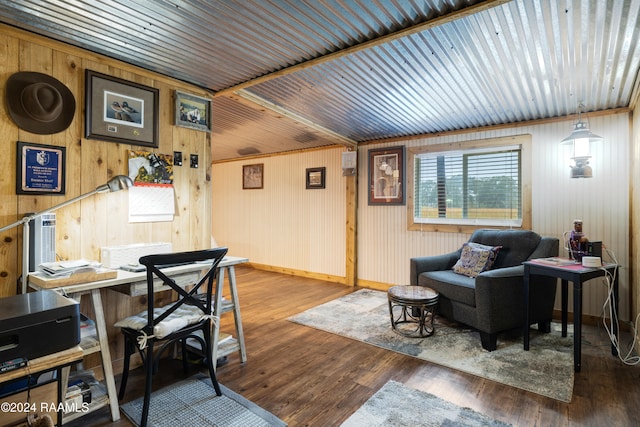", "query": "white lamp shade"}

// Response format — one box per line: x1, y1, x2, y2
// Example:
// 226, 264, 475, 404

561, 119, 602, 178
573, 138, 591, 158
